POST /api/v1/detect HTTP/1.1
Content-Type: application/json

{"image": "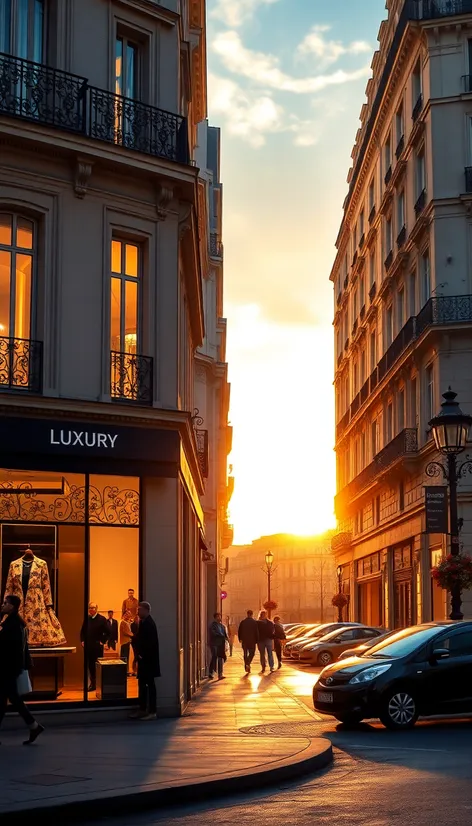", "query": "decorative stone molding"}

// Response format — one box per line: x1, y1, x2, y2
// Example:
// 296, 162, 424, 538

156, 184, 174, 221
74, 157, 93, 199
178, 203, 192, 240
